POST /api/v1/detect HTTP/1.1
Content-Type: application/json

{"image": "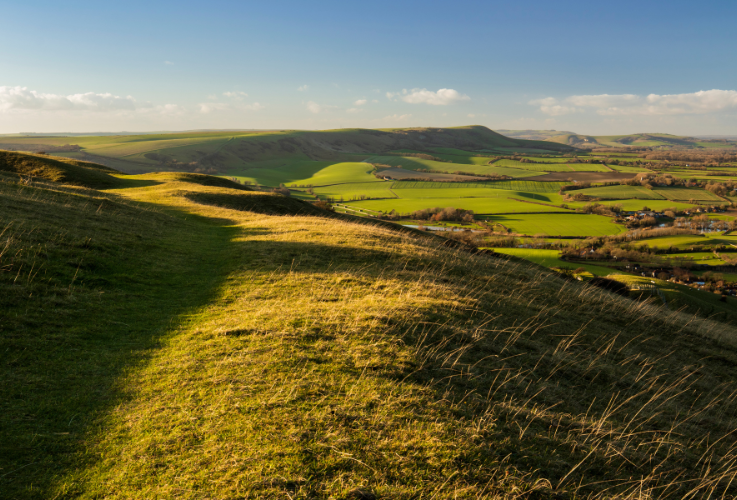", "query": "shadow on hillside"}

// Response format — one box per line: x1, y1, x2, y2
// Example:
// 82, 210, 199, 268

0, 195, 241, 497
516, 191, 552, 202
